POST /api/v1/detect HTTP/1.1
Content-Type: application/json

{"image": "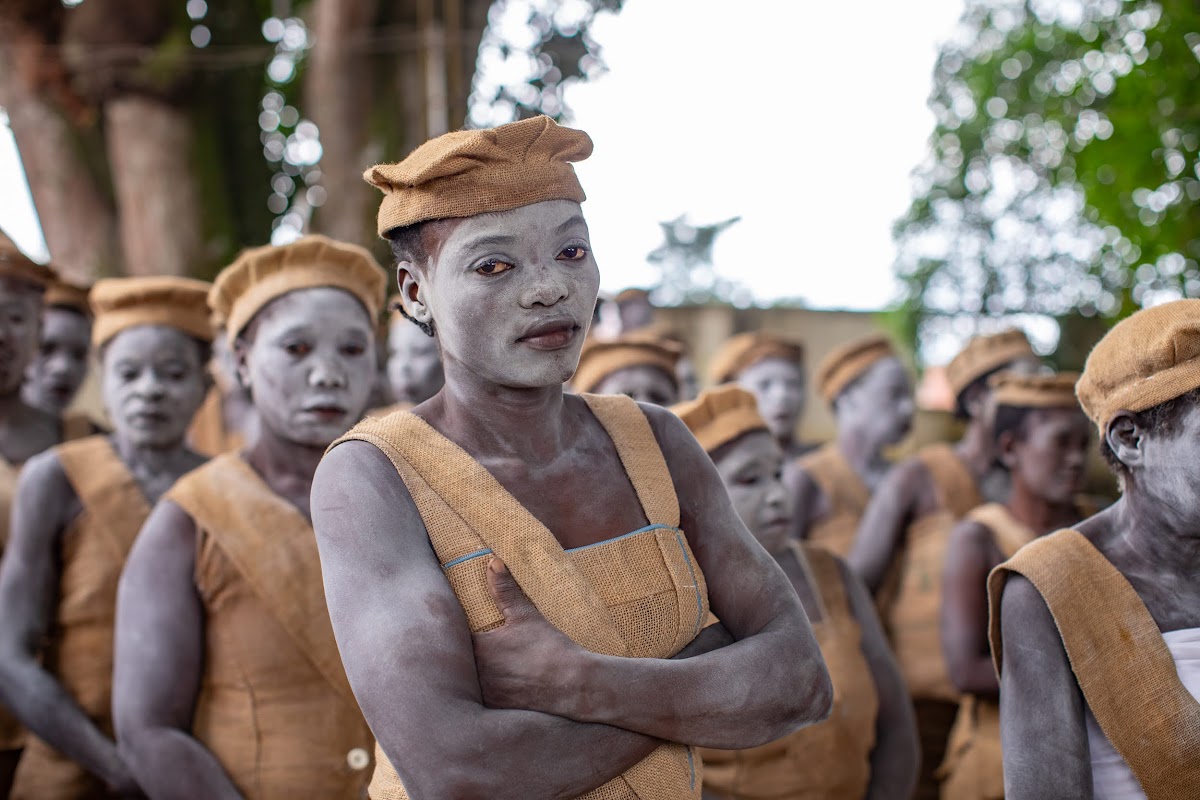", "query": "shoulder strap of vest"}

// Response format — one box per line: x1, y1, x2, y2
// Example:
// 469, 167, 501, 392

917, 443, 983, 518
332, 412, 631, 656
166, 454, 356, 704
60, 410, 96, 442
57, 435, 150, 564
798, 442, 870, 511
799, 544, 853, 626
967, 503, 1035, 560
988, 529, 1200, 796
